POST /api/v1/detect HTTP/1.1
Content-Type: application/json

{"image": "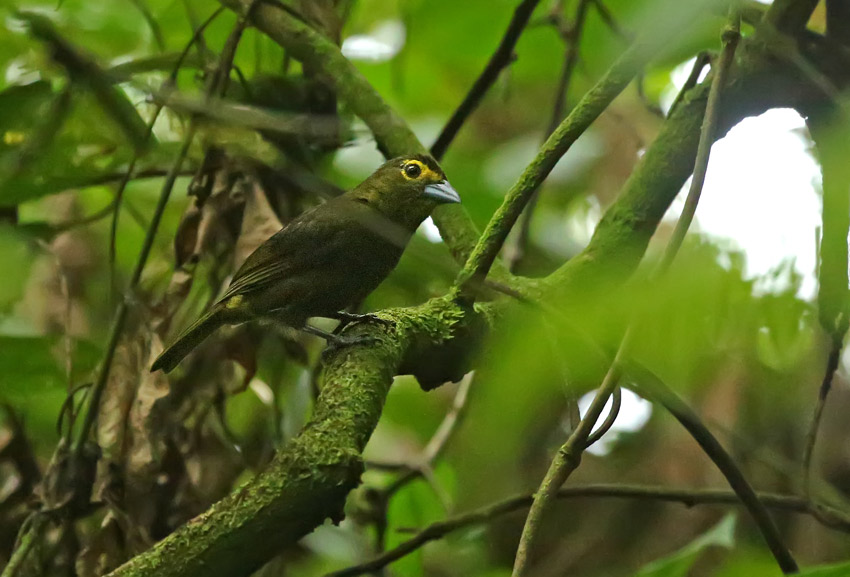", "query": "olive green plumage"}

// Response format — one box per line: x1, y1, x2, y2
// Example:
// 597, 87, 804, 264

151, 155, 460, 373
